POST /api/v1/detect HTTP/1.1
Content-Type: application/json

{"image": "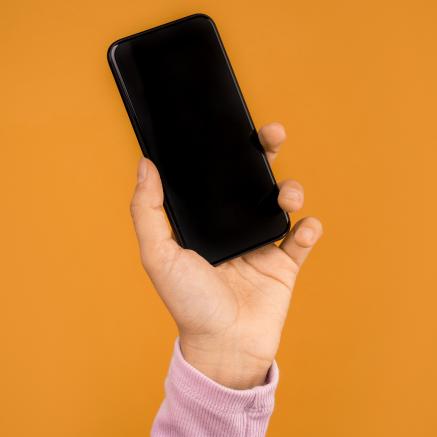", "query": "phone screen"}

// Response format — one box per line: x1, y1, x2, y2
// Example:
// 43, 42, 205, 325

108, 14, 289, 264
